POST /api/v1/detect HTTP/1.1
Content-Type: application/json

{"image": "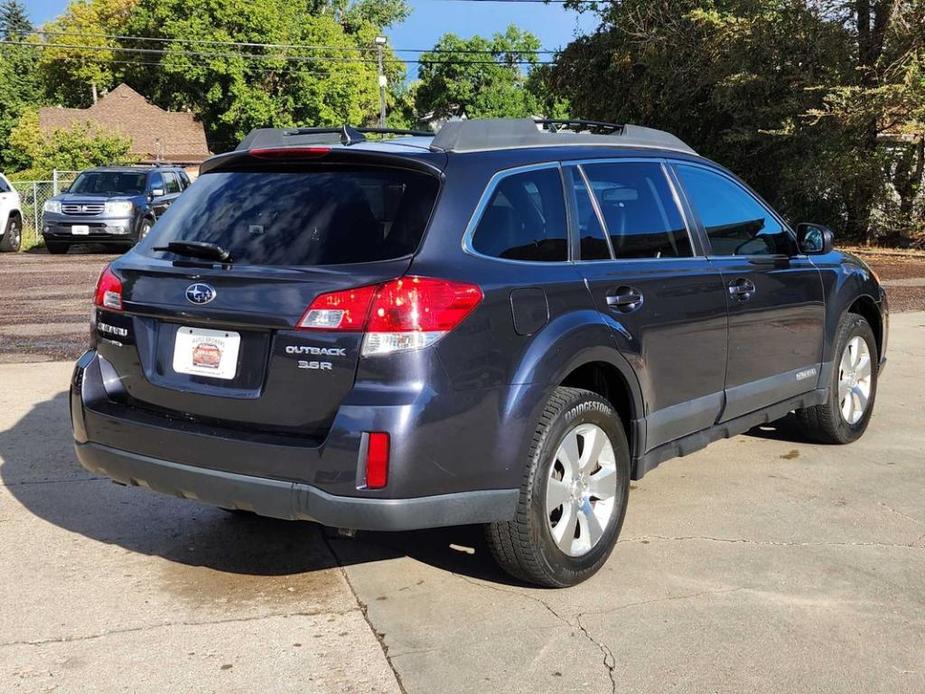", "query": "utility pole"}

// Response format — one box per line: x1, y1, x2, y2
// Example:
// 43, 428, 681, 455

375, 36, 387, 128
